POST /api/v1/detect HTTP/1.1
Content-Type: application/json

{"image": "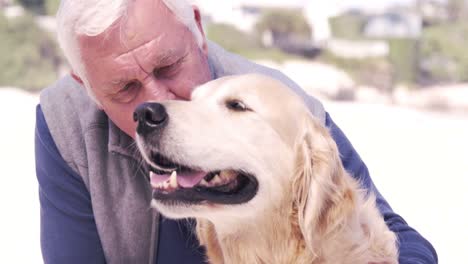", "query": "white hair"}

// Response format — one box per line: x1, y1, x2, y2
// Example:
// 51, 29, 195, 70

56, 0, 203, 104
